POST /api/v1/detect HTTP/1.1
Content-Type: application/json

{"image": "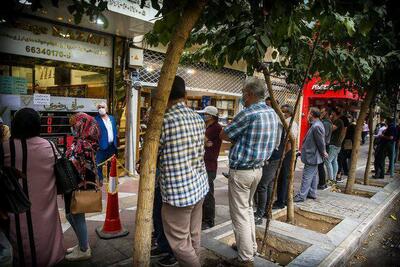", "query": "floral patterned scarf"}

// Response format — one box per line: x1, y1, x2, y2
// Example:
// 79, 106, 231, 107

66, 113, 100, 180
